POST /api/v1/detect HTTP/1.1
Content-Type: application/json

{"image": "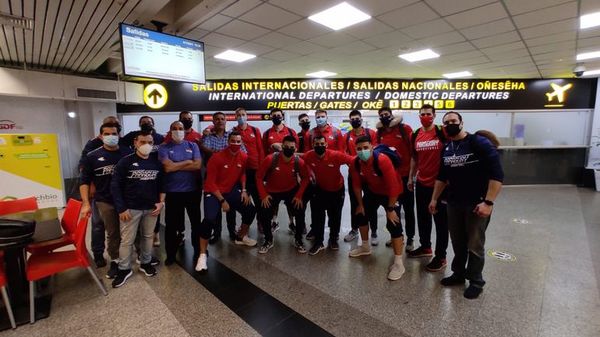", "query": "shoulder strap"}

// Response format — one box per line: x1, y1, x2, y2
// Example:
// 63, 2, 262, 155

411, 128, 420, 150
435, 125, 446, 143
287, 126, 294, 137
398, 123, 411, 151
345, 131, 352, 150
265, 152, 280, 180
293, 154, 300, 177
354, 156, 361, 174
